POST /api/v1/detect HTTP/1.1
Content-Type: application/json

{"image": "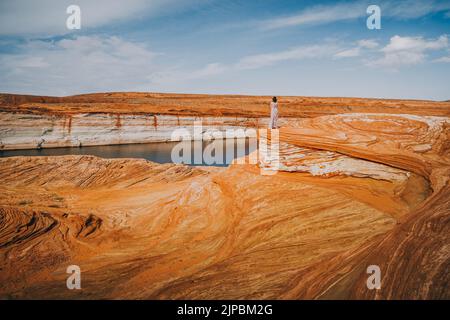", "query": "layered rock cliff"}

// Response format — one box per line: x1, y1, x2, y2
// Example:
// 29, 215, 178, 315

1, 92, 449, 150
0, 112, 265, 150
